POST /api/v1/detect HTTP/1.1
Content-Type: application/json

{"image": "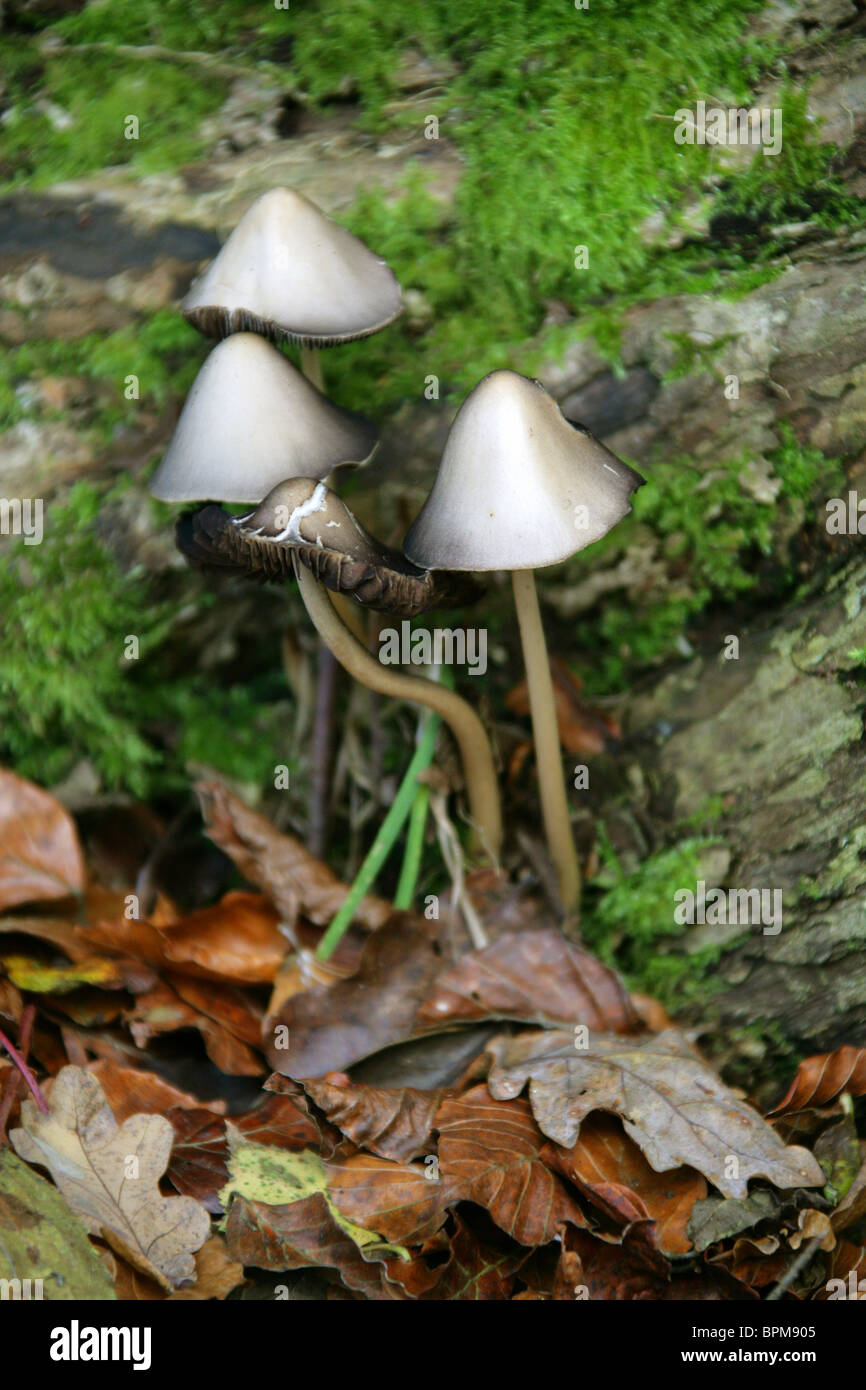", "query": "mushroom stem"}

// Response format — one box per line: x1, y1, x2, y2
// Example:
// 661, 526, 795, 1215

294, 559, 503, 862
511, 569, 581, 916
300, 344, 325, 392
